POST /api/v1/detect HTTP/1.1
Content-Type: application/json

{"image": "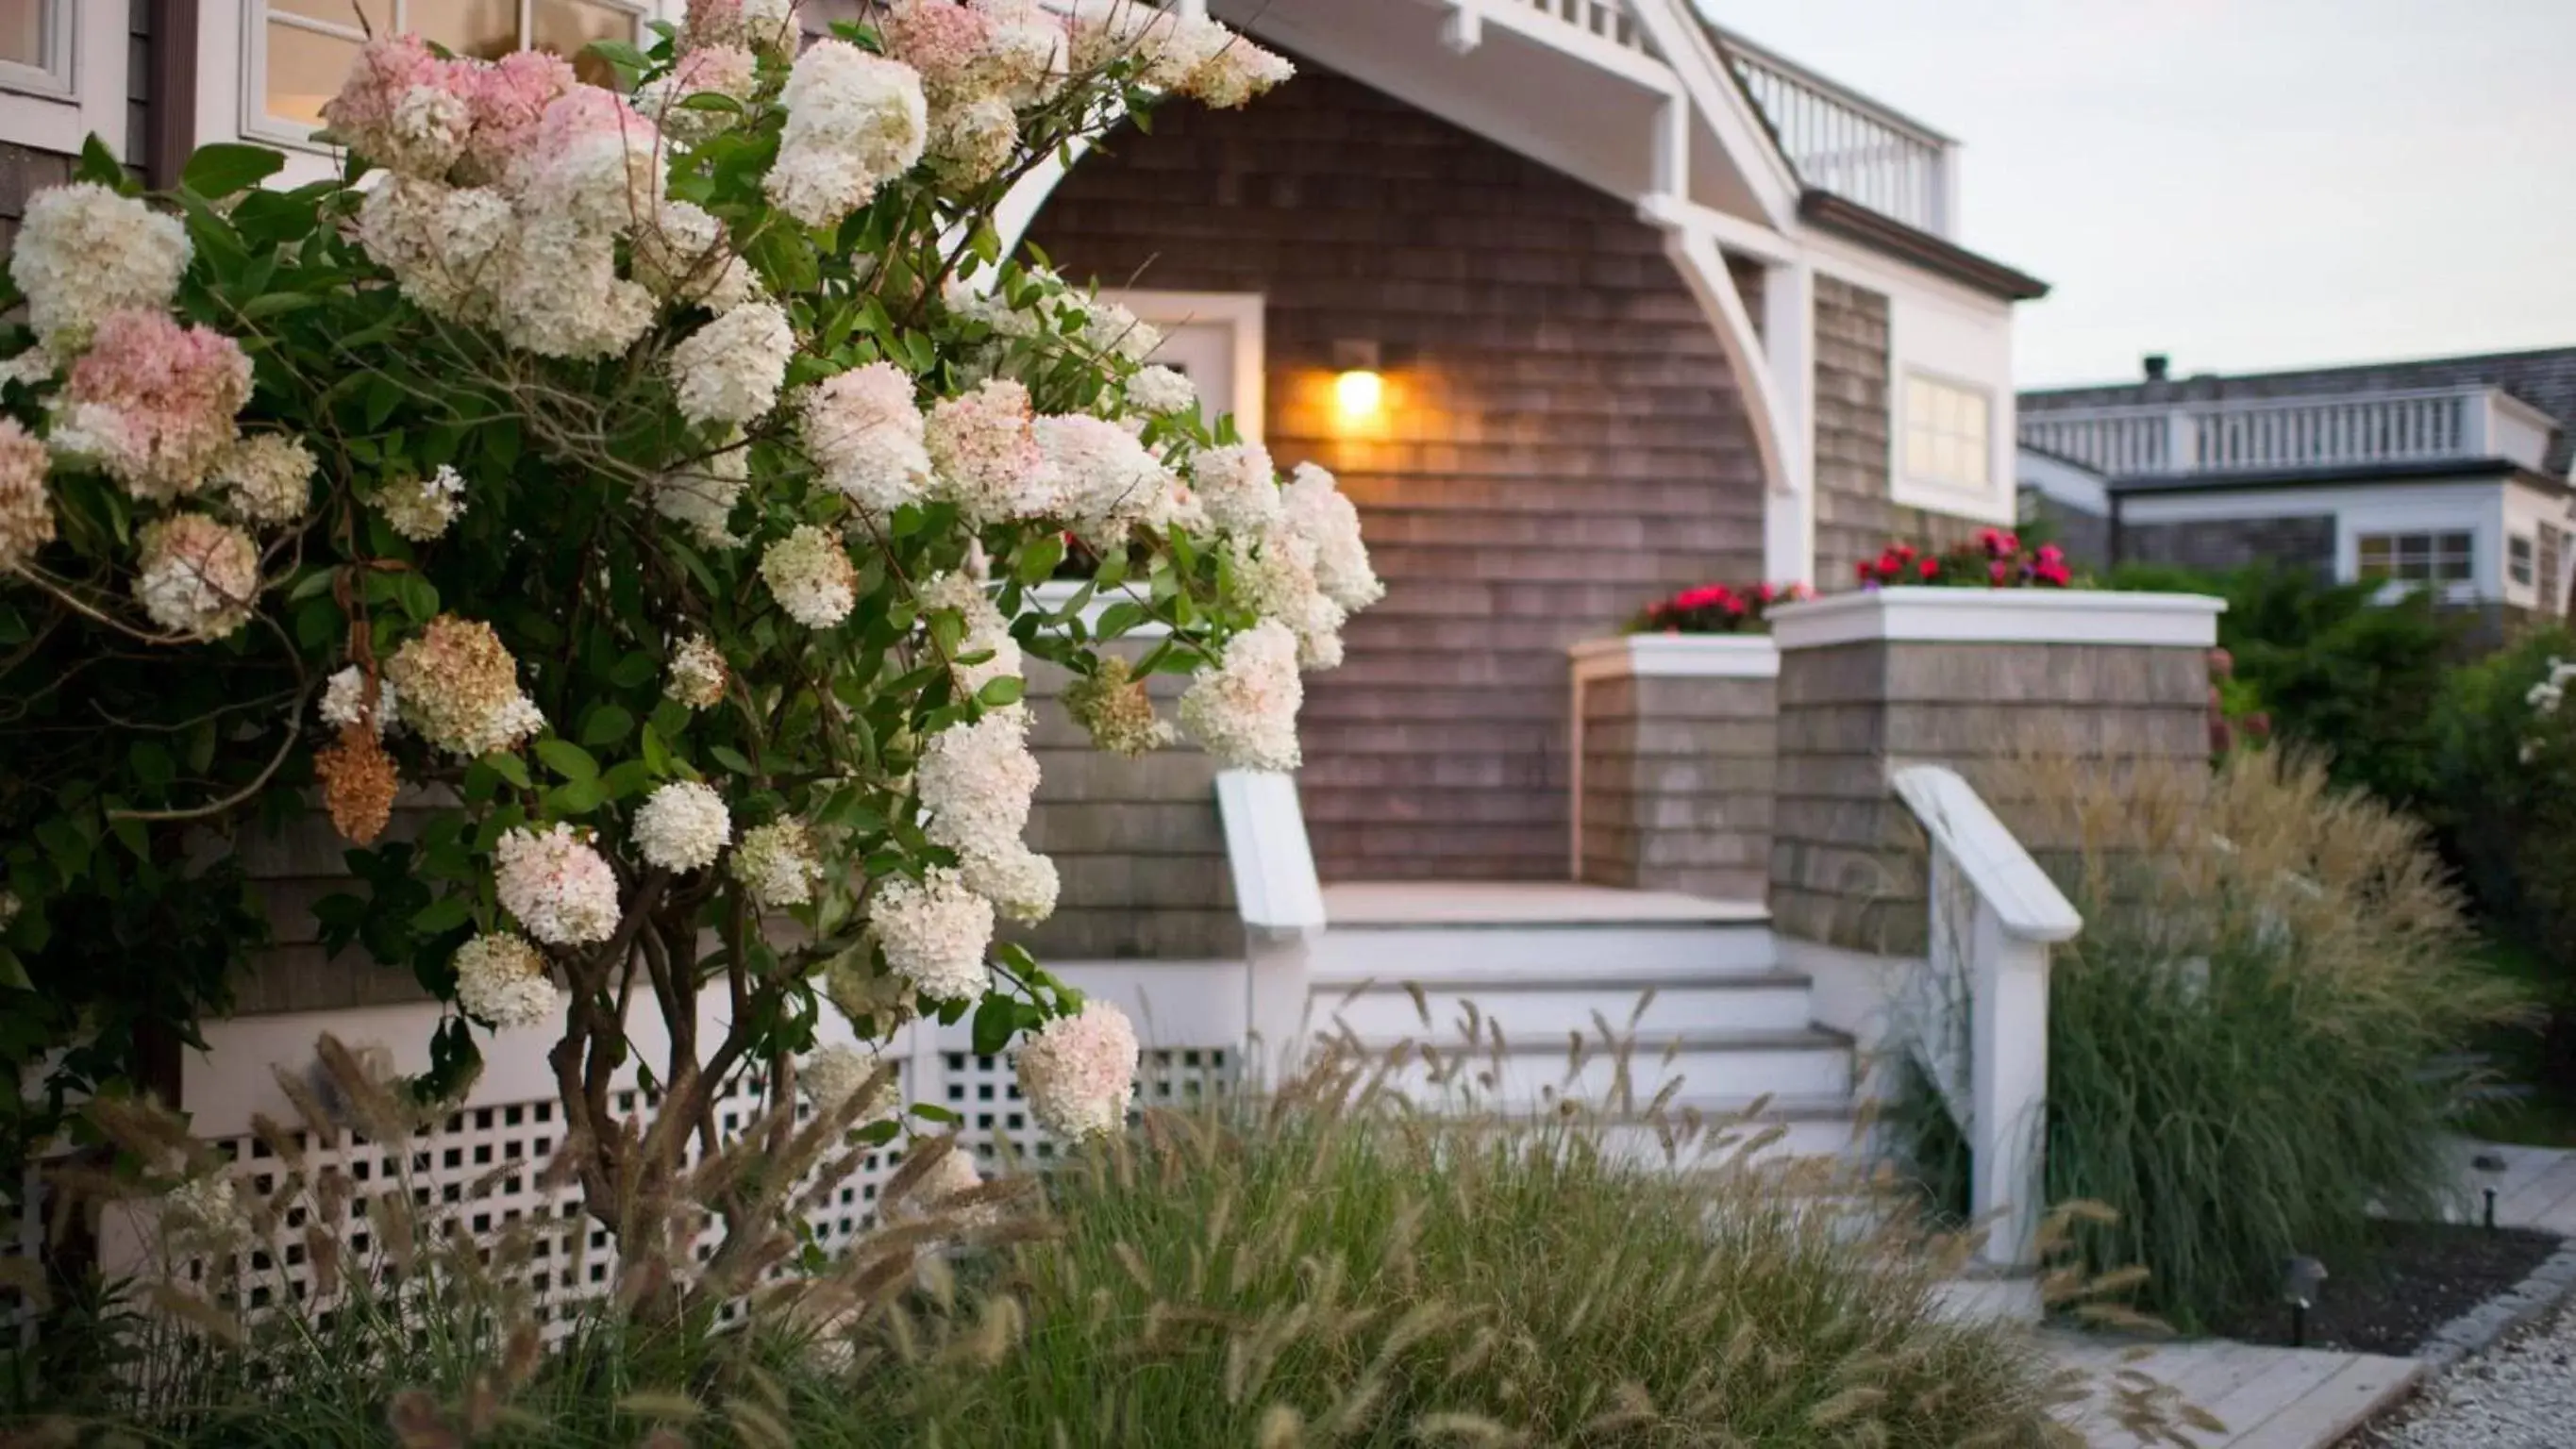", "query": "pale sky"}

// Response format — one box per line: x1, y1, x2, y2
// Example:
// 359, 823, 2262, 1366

1706, 0, 2576, 388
